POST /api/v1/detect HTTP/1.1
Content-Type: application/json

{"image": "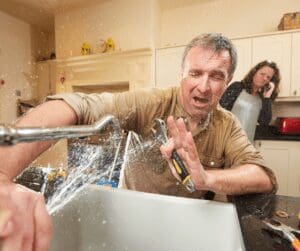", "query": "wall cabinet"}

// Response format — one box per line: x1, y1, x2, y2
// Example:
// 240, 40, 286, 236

291, 32, 300, 98
230, 38, 252, 83
252, 33, 292, 98
233, 31, 300, 99
255, 140, 300, 197
155, 30, 300, 100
